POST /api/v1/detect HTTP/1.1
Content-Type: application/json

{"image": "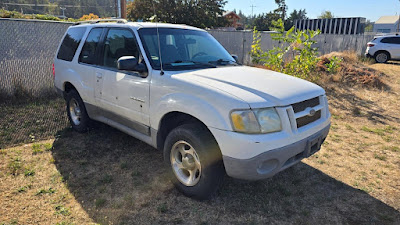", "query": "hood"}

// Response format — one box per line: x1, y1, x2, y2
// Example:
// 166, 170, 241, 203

171, 66, 325, 108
